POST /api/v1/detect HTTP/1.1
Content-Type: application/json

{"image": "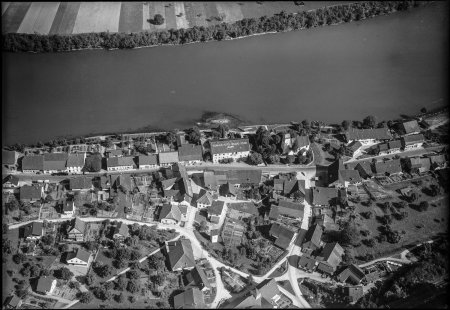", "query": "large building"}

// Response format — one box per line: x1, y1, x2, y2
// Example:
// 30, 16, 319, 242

106, 156, 135, 171
21, 155, 44, 173
344, 128, 392, 145
209, 139, 250, 163
43, 153, 68, 174
178, 144, 203, 165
